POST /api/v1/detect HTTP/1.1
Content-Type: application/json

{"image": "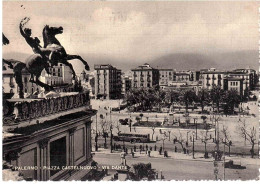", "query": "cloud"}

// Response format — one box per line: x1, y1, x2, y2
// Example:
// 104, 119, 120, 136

3, 2, 258, 65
